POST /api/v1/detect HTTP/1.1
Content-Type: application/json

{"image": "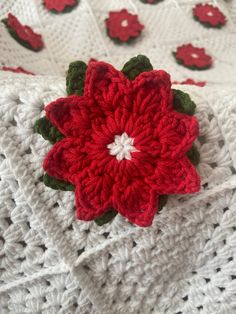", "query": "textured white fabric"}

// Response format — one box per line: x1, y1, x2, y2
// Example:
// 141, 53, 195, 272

0, 0, 236, 85
1, 0, 236, 313
0, 73, 236, 313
